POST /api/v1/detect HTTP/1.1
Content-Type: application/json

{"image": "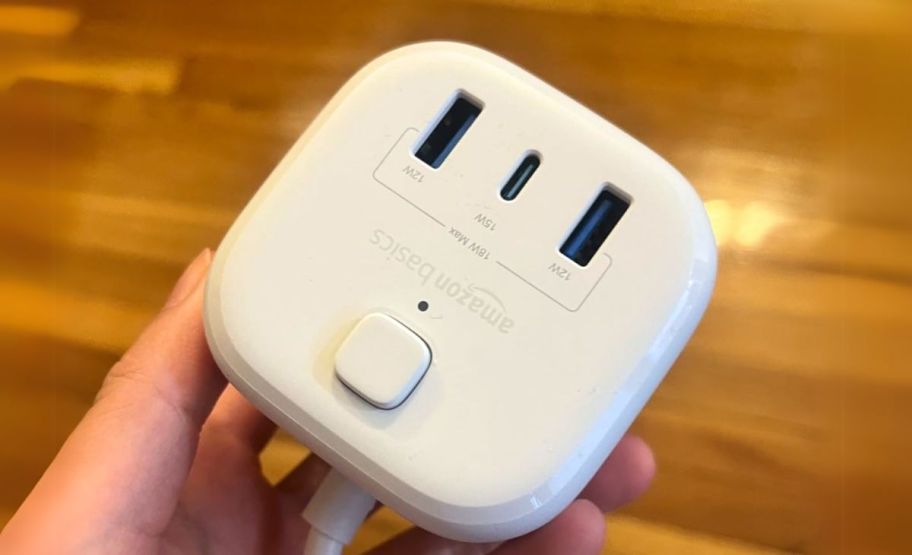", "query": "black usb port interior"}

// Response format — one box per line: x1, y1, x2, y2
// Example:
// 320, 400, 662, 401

500, 153, 541, 201
415, 94, 482, 168
560, 186, 630, 266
